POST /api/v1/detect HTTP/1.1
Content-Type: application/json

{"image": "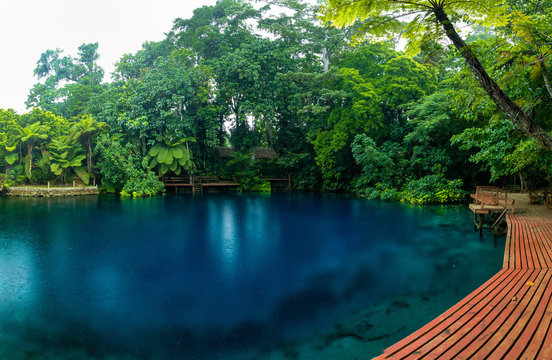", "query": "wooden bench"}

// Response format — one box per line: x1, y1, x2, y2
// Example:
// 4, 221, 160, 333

528, 188, 549, 205
469, 186, 509, 214
163, 176, 192, 187
193, 176, 219, 184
